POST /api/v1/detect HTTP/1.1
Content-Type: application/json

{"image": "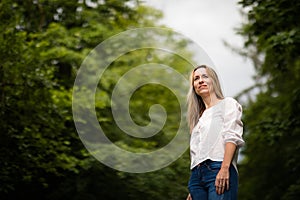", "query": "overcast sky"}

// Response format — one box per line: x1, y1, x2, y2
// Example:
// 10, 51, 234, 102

143, 0, 255, 97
